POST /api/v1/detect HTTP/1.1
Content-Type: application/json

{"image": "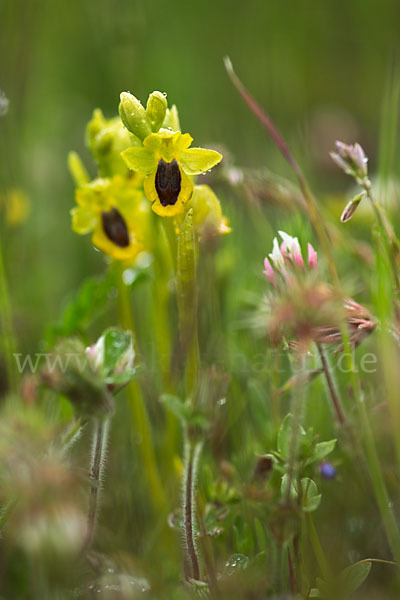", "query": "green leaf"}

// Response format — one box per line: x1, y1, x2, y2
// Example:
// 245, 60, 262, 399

305, 439, 337, 467
301, 478, 321, 512
278, 414, 306, 459
45, 273, 114, 346
105, 367, 137, 387
337, 560, 372, 597
280, 473, 297, 500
